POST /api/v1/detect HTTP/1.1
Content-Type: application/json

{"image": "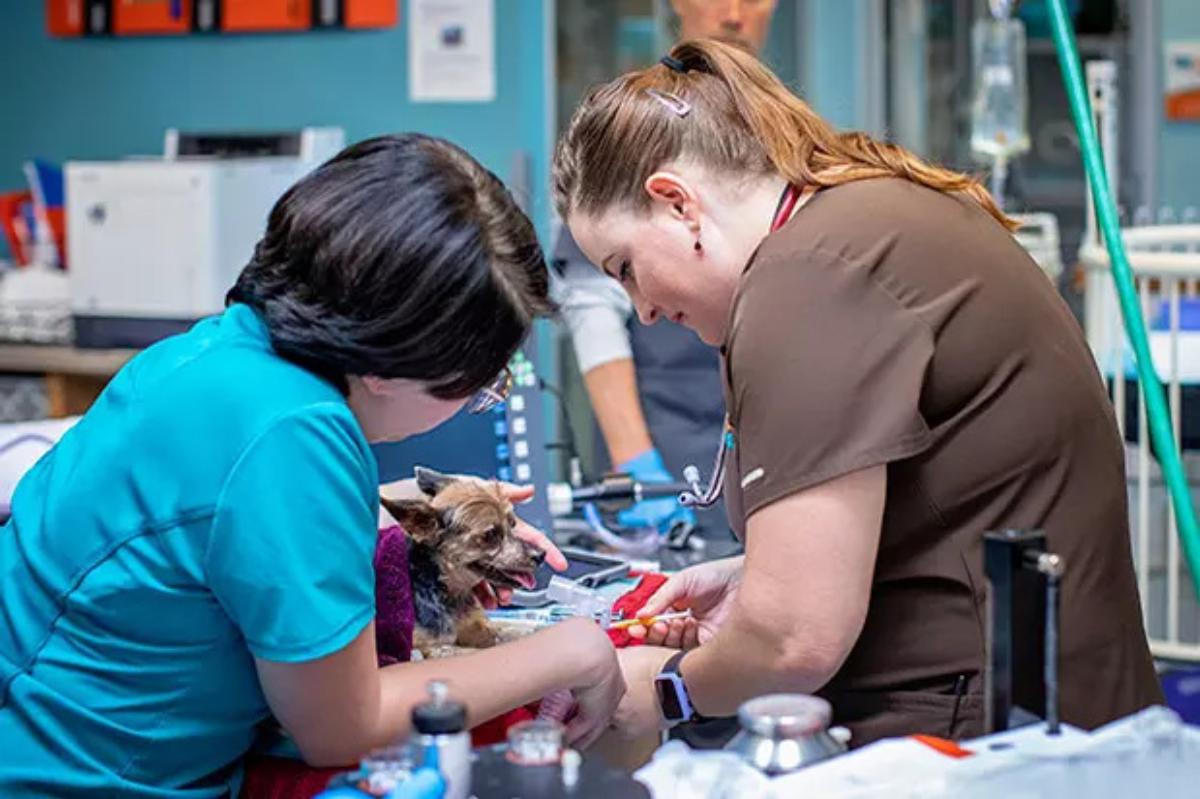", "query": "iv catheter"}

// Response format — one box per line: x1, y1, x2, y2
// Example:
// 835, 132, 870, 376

609, 610, 693, 631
